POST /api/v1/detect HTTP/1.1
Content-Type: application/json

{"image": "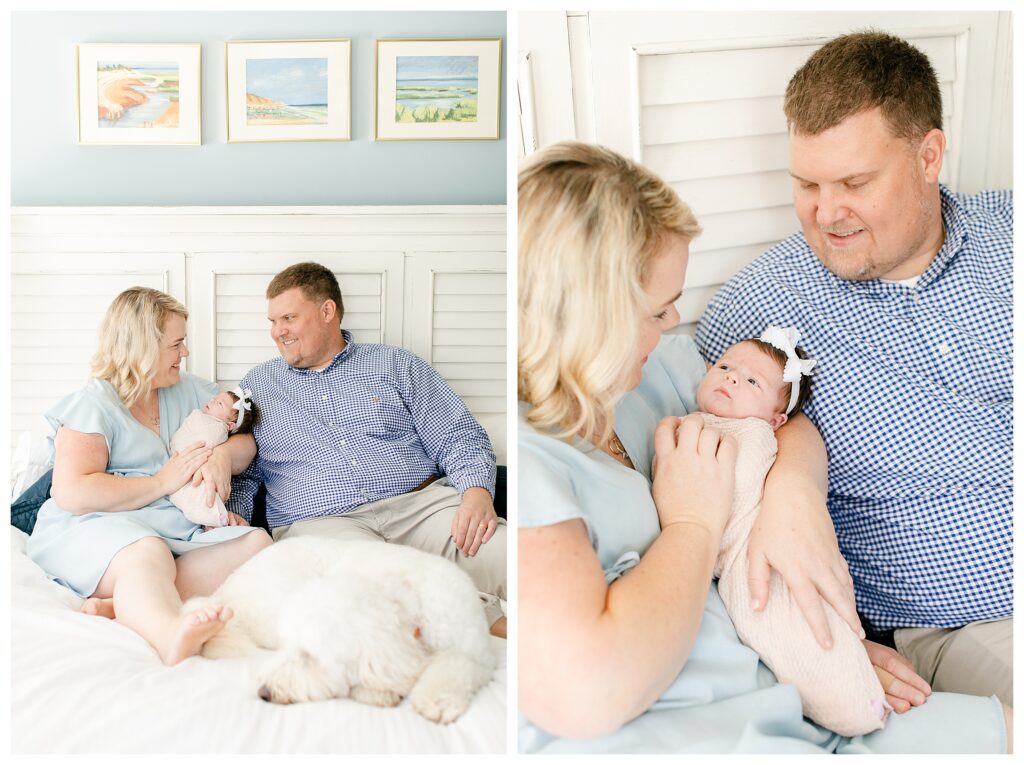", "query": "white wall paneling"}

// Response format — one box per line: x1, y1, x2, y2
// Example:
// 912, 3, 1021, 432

11, 206, 508, 462
520, 11, 1012, 335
